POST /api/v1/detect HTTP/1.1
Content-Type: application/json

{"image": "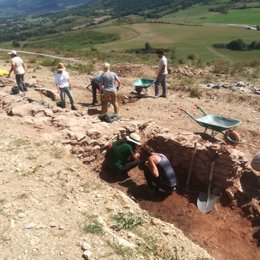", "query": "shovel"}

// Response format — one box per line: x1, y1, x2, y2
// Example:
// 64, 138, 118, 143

197, 154, 219, 213
37, 90, 45, 105
184, 142, 197, 193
